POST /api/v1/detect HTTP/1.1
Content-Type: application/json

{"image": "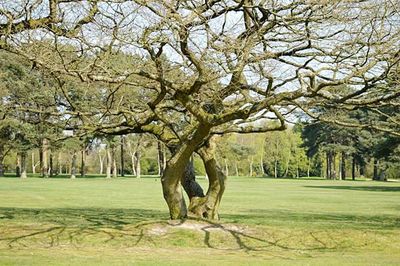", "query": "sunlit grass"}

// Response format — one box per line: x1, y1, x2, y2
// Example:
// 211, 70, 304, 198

0, 176, 399, 265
